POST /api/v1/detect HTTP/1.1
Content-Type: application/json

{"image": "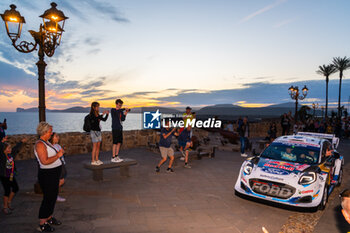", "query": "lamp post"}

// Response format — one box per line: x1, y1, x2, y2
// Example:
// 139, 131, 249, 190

1, 3, 68, 122
288, 85, 308, 122
312, 103, 319, 118
321, 105, 325, 118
